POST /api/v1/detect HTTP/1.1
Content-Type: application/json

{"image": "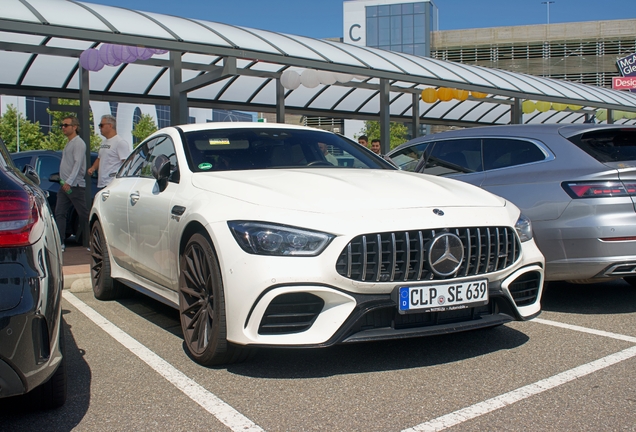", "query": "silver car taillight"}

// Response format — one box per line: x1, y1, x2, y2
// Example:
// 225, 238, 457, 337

561, 181, 636, 198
